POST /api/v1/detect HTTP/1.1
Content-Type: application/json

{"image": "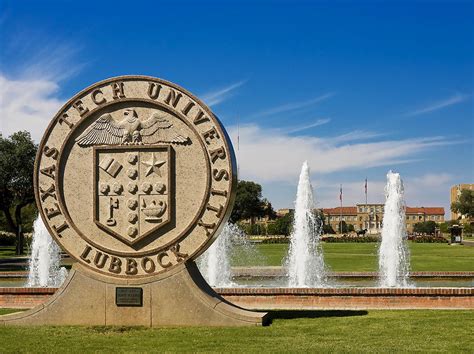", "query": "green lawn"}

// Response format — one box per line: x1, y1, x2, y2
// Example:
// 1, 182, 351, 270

0, 310, 472, 352
232, 243, 474, 272
1, 243, 473, 272
0, 246, 20, 259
